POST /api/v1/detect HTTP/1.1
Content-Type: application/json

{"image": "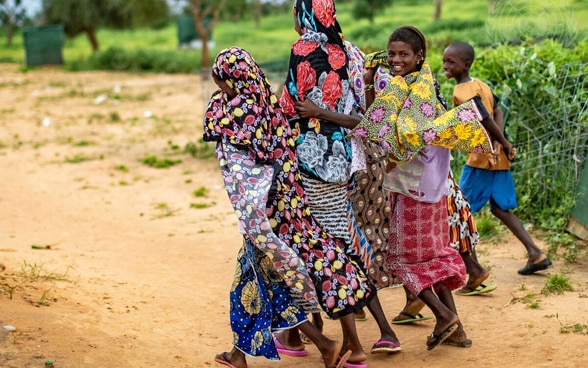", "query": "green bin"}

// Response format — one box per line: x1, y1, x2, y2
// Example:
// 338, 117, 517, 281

176, 15, 212, 47
22, 24, 65, 67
